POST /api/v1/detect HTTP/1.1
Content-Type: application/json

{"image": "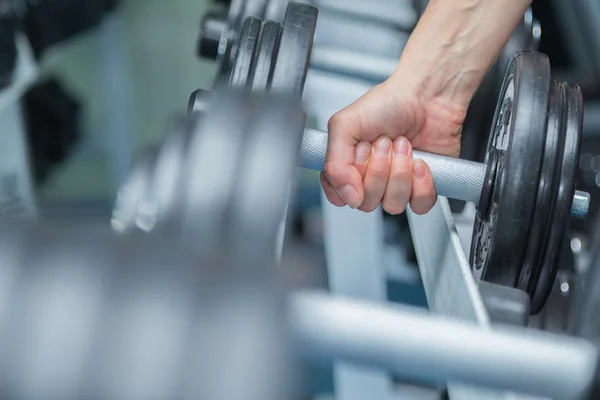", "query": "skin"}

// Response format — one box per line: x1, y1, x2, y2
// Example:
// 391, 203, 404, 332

321, 0, 534, 215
